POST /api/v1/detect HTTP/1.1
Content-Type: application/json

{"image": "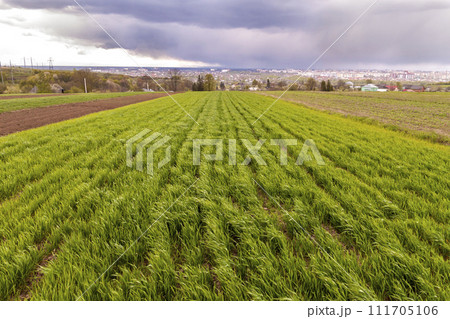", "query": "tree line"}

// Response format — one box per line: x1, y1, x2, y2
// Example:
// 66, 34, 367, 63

0, 68, 195, 94
192, 74, 218, 91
